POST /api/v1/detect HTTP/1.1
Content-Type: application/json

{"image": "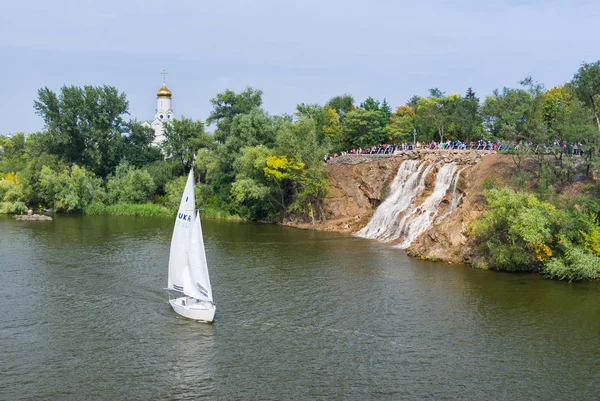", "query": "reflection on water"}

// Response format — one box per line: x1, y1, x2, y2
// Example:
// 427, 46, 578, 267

1, 214, 599, 400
